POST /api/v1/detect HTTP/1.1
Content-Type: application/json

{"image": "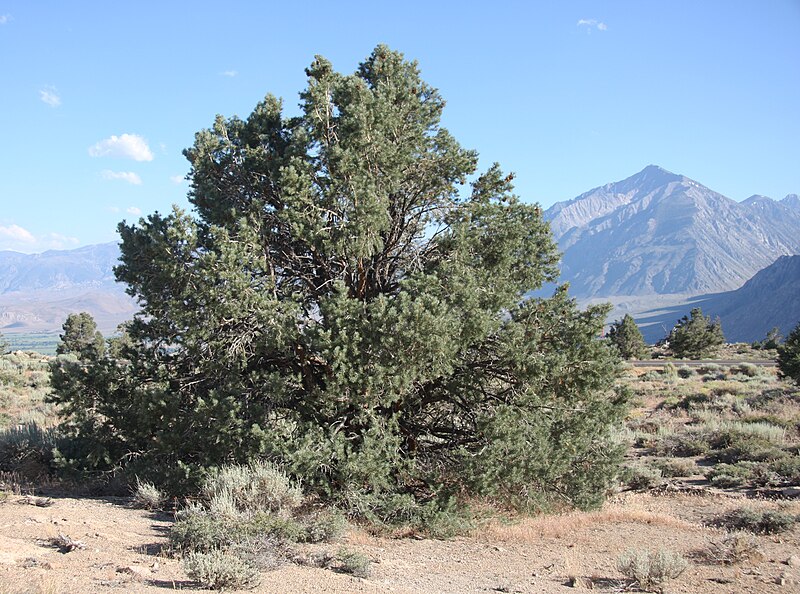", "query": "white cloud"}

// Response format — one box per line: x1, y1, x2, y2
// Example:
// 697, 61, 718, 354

170, 174, 186, 185
40, 233, 80, 250
40, 87, 61, 107
0, 224, 36, 245
0, 225, 79, 253
577, 18, 608, 32
89, 134, 154, 161
0, 14, 11, 25
101, 170, 142, 185
126, 206, 142, 216
220, 70, 238, 77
